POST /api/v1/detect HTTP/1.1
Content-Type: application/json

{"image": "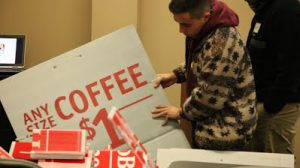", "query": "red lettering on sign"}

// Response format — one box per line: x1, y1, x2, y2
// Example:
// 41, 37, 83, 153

55, 96, 73, 120
23, 103, 50, 125
69, 90, 89, 113
93, 108, 125, 148
40, 104, 49, 115
54, 63, 148, 121
48, 116, 57, 128
114, 69, 133, 95
31, 108, 42, 121
50, 63, 149, 148
24, 113, 33, 125
128, 63, 147, 88
26, 115, 57, 132
100, 75, 114, 101
86, 81, 100, 107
